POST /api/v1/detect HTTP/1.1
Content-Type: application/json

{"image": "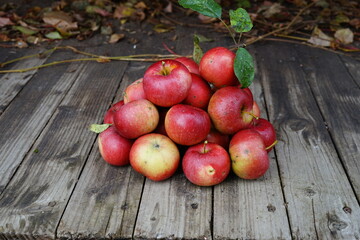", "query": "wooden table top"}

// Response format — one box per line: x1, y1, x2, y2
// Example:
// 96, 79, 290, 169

0, 16, 359, 240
